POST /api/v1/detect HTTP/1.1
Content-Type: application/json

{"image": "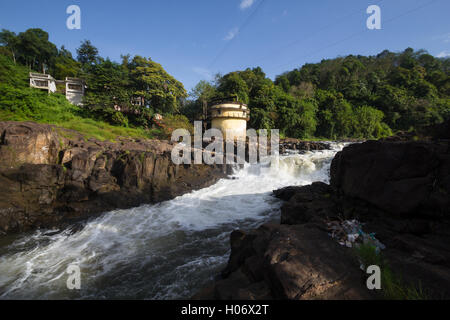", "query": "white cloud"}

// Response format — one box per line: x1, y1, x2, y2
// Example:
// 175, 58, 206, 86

193, 67, 212, 79
436, 51, 450, 58
224, 27, 239, 41
240, 0, 255, 10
